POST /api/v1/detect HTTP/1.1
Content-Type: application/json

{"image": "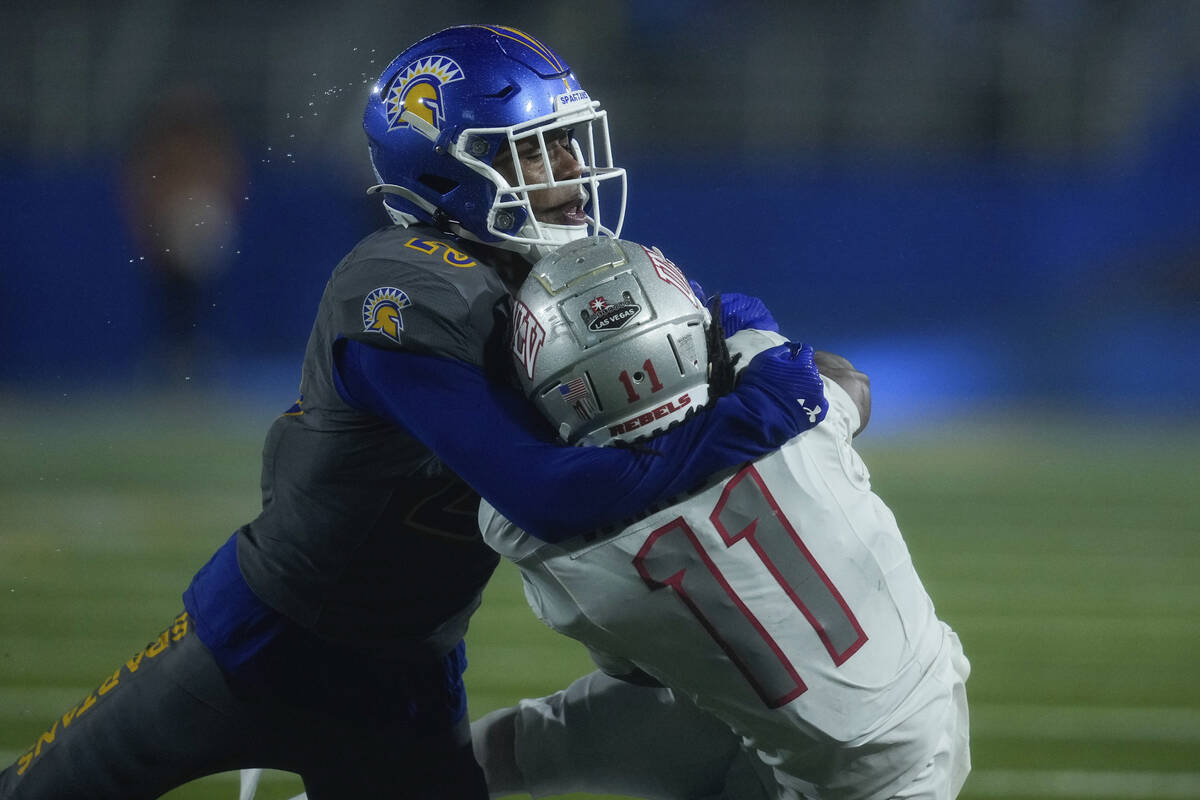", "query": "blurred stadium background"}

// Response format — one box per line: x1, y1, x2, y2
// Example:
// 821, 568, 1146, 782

1, 1, 1197, 798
